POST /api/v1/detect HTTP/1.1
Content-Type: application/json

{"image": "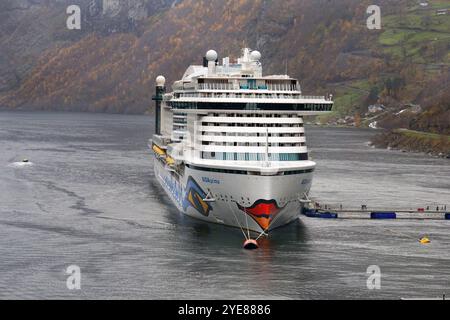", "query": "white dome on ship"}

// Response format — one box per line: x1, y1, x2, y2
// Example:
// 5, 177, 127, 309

250, 50, 261, 62
206, 50, 218, 61
156, 75, 166, 87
